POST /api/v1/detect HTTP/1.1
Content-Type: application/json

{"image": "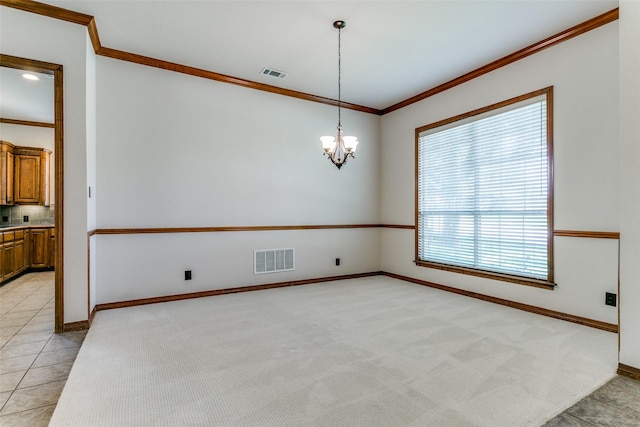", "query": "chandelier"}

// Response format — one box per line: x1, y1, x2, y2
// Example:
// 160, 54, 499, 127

320, 20, 359, 169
